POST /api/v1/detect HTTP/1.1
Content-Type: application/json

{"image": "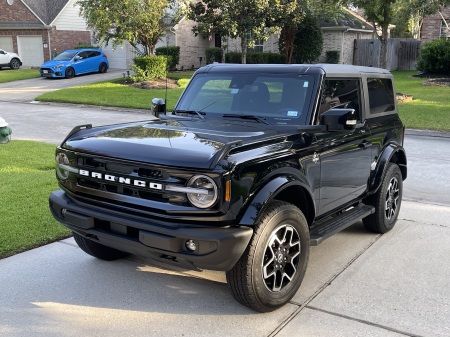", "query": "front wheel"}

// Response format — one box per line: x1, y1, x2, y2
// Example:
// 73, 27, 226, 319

226, 201, 310, 312
65, 67, 75, 79
363, 163, 403, 233
73, 232, 129, 261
